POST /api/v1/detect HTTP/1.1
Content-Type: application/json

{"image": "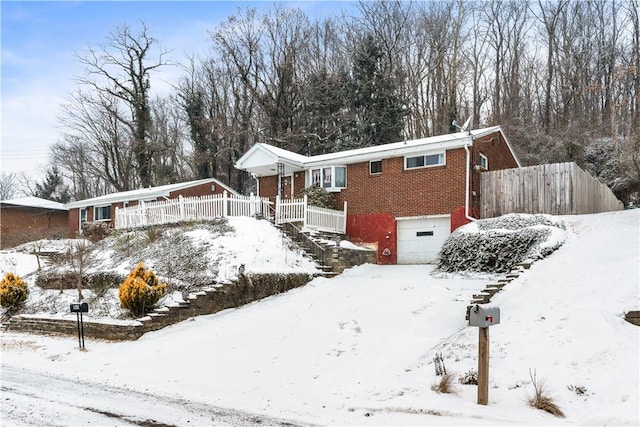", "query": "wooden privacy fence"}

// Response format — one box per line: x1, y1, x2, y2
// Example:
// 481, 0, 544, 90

115, 192, 272, 229
480, 162, 623, 218
275, 195, 347, 234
